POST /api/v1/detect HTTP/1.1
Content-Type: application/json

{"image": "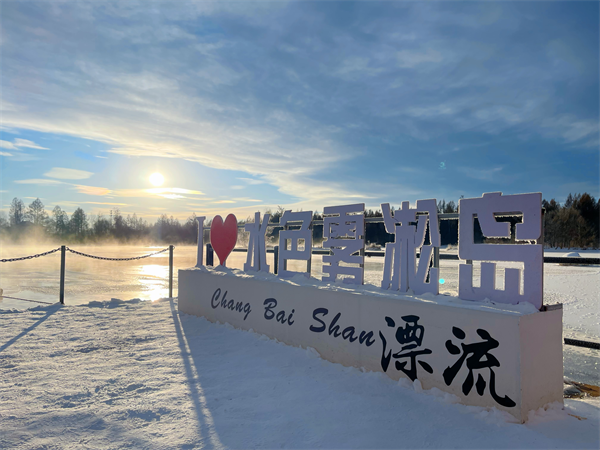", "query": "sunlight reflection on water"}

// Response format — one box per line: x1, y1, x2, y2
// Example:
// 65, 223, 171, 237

138, 264, 170, 301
